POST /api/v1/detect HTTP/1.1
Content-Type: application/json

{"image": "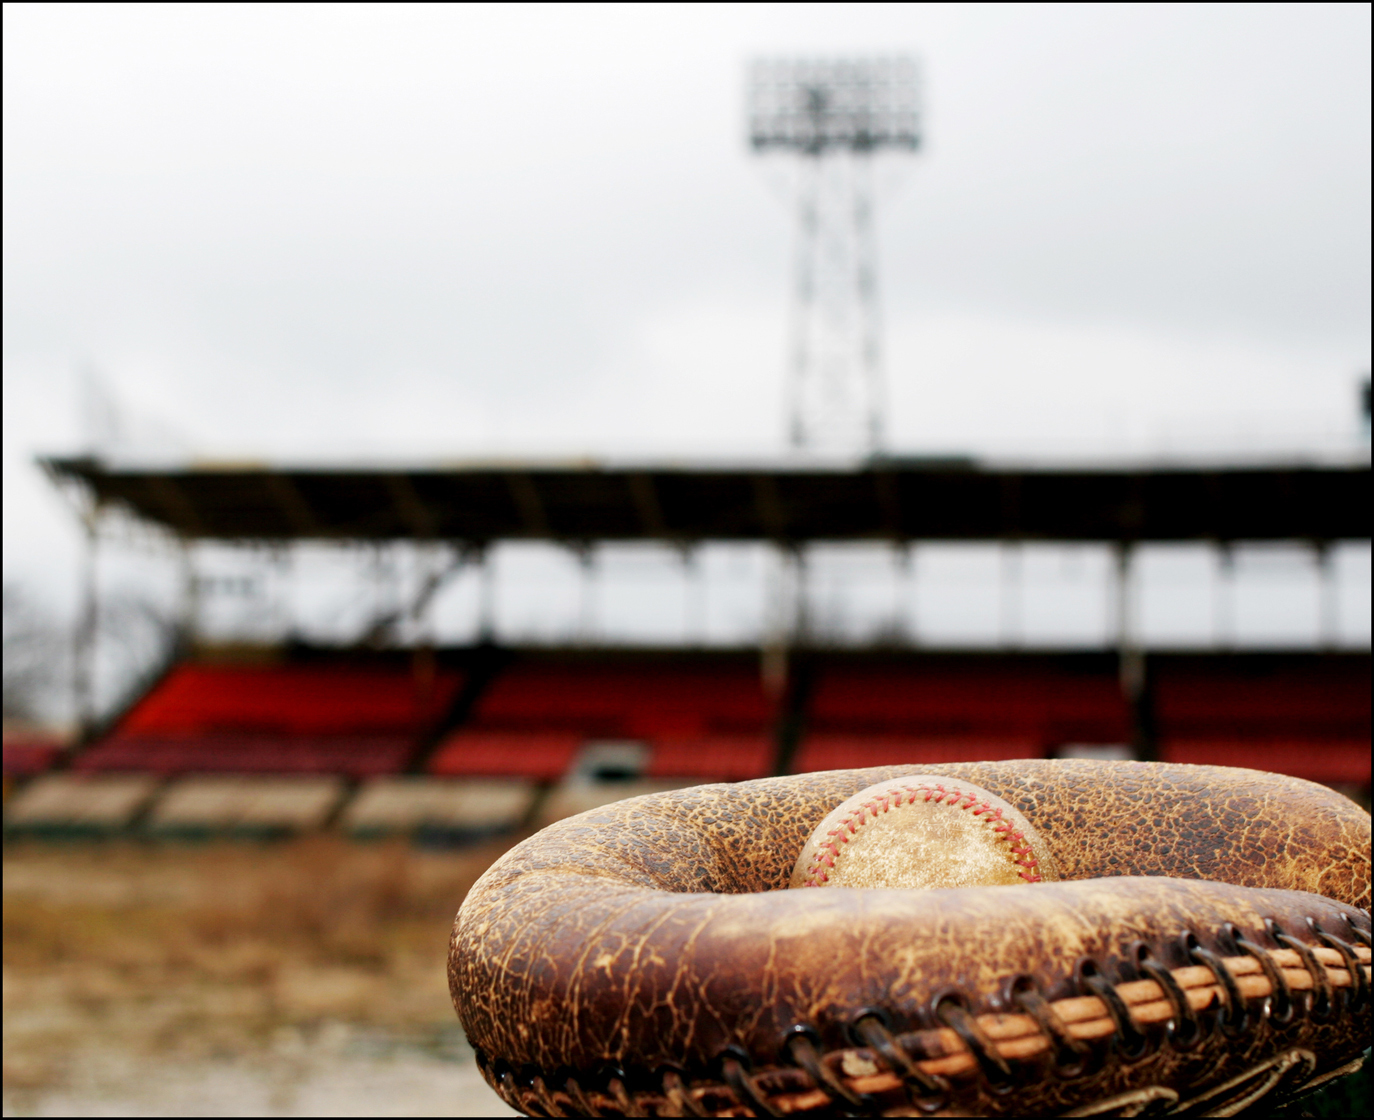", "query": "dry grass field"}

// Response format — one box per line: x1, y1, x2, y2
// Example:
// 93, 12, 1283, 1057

2, 835, 520, 1116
